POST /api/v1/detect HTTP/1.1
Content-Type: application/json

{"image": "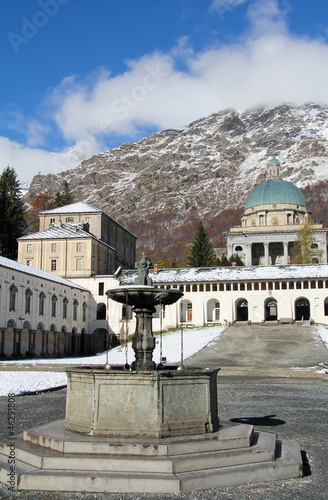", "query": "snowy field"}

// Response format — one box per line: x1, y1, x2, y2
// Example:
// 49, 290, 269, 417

0, 325, 226, 396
